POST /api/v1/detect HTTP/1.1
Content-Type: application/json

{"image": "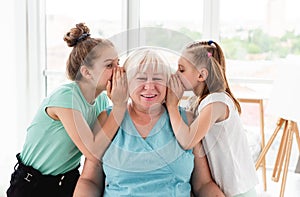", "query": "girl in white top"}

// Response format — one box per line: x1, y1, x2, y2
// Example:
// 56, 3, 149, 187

166, 40, 258, 197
